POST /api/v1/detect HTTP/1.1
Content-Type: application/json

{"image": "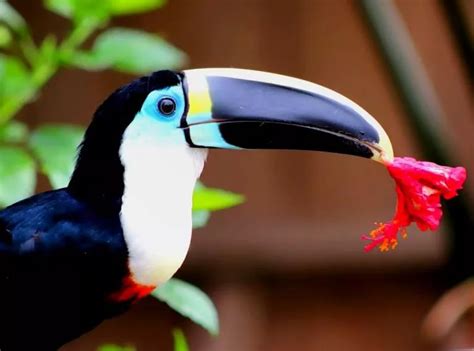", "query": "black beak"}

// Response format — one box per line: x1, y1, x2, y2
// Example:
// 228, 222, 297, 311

182, 68, 393, 162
